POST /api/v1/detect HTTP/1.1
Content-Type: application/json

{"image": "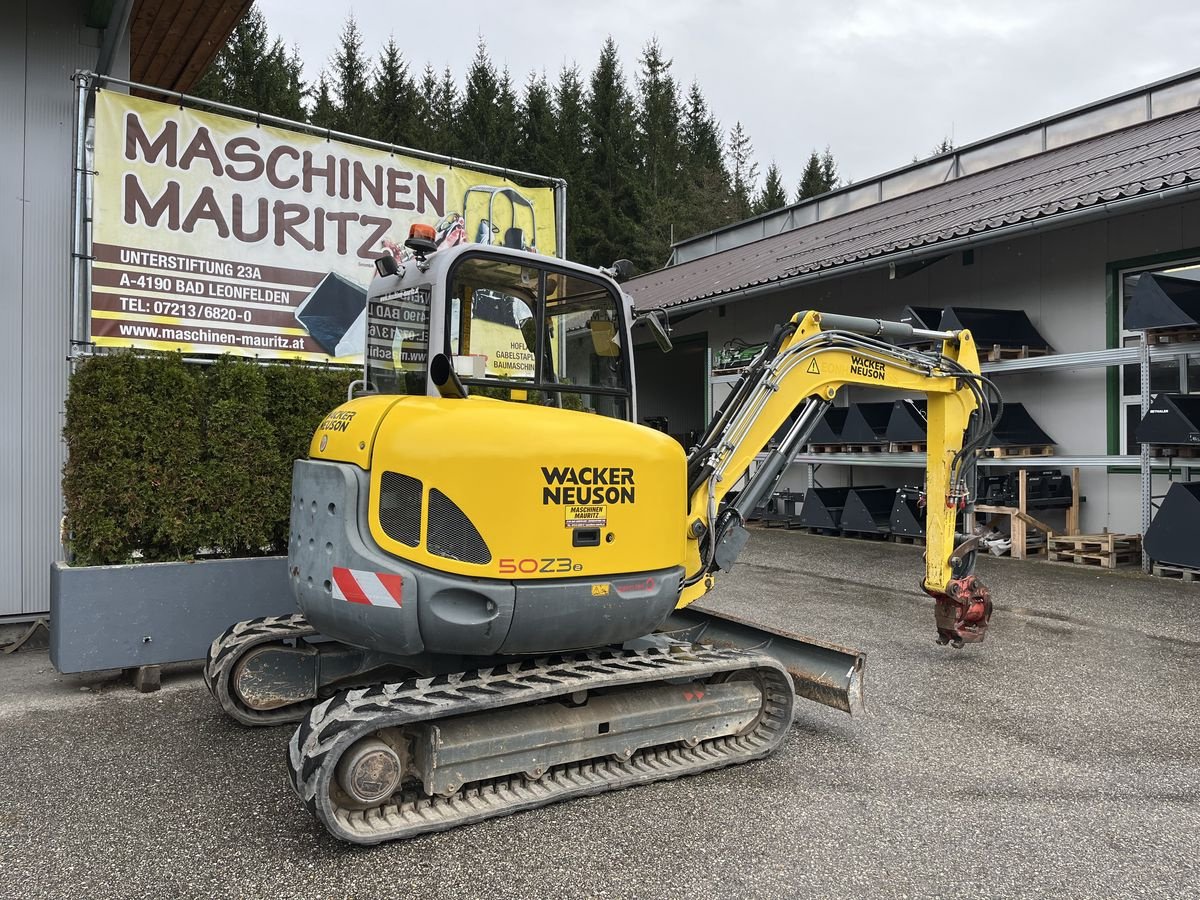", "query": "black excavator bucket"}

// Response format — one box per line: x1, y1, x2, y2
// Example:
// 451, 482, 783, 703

940, 306, 1052, 352
1135, 394, 1200, 446
841, 487, 897, 535
1144, 482, 1200, 569
660, 606, 865, 715
809, 407, 850, 445
1124, 272, 1200, 331
900, 305, 944, 332
990, 402, 1055, 448
890, 488, 926, 537
798, 487, 853, 530
840, 402, 894, 445
886, 399, 928, 444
